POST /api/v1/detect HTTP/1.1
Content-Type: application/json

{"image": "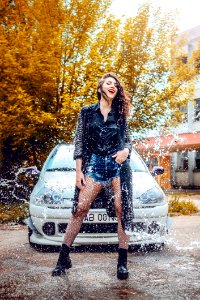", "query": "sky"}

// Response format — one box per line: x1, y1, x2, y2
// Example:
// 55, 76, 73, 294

110, 0, 200, 32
